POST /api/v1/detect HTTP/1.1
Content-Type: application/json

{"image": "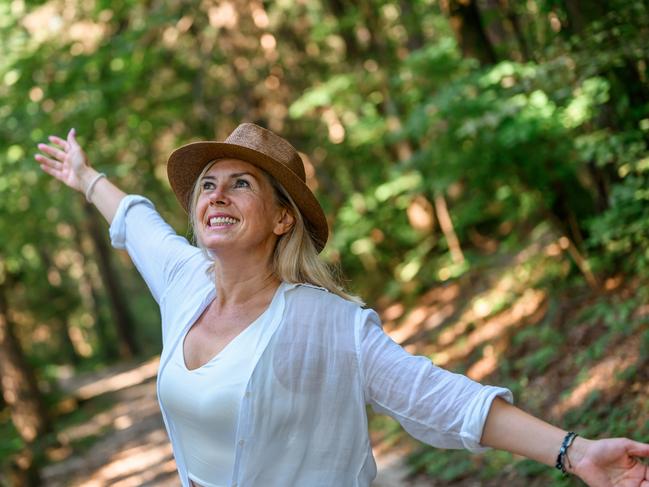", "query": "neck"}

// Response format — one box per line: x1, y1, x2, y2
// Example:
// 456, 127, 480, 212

210, 250, 280, 307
